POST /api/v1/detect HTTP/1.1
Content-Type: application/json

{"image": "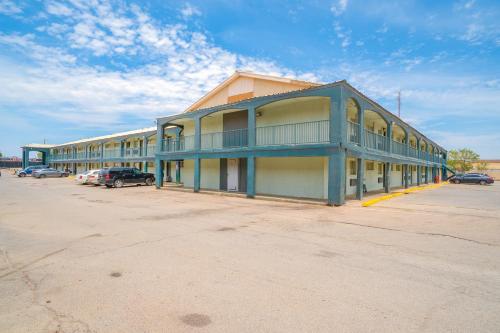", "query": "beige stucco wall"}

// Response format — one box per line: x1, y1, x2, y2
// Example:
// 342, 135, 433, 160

179, 159, 220, 190
194, 77, 312, 111
201, 159, 220, 190
182, 121, 196, 137
365, 161, 384, 192
196, 85, 230, 110
201, 112, 224, 134
182, 160, 194, 188
390, 165, 403, 188
256, 97, 329, 127
253, 78, 310, 97
255, 156, 327, 199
